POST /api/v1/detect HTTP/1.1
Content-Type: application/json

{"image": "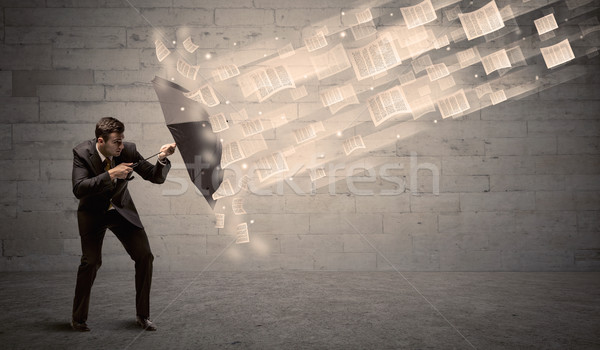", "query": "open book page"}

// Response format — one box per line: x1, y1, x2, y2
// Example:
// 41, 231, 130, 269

278, 42, 296, 59
255, 152, 289, 182
458, 0, 505, 40
209, 113, 229, 133
215, 213, 225, 229
310, 43, 352, 80
243, 65, 296, 102
213, 64, 240, 81
221, 141, 245, 168
349, 32, 402, 80
310, 167, 327, 182
399, 71, 416, 85
351, 20, 378, 40
426, 63, 450, 81
356, 8, 373, 24
343, 135, 366, 156
304, 31, 328, 52
241, 119, 268, 137
212, 178, 236, 201
400, 0, 437, 29
221, 135, 268, 168
183, 84, 220, 107
328, 84, 359, 114
456, 47, 481, 68
540, 39, 575, 69
437, 89, 470, 118
450, 27, 467, 42
177, 58, 200, 80
475, 82, 493, 98
506, 46, 526, 67
229, 109, 249, 124
236, 223, 250, 244
489, 90, 507, 105
409, 95, 436, 119
367, 85, 411, 127
232, 198, 247, 215
411, 54, 432, 74
438, 75, 456, 91
481, 49, 511, 75
434, 35, 450, 49
182, 36, 199, 53
155, 40, 171, 62
534, 13, 558, 35
290, 86, 308, 100
293, 121, 325, 145
444, 5, 461, 22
